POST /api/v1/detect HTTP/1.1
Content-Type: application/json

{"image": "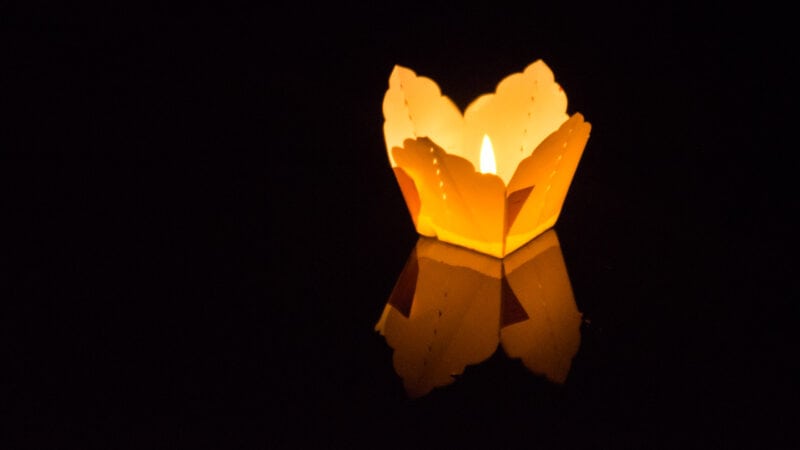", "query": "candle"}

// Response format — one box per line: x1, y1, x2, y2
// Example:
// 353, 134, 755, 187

383, 60, 590, 257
